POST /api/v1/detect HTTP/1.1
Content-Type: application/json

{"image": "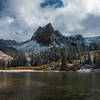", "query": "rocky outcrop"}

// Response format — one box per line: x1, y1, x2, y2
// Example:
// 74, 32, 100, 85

0, 51, 13, 61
